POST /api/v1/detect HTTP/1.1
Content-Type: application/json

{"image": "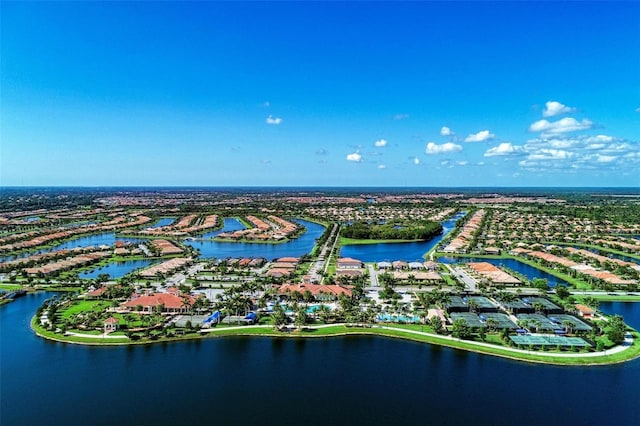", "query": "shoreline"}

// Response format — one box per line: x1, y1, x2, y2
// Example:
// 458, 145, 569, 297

31, 318, 640, 366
